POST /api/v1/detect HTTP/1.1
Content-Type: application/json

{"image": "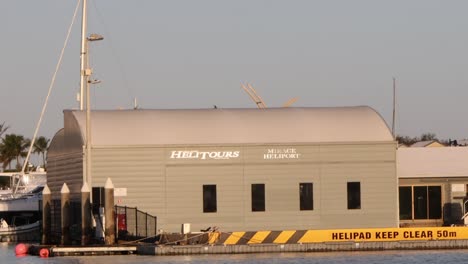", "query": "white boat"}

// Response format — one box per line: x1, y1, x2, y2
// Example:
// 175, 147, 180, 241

0, 220, 41, 243
0, 171, 46, 198
0, 170, 46, 242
